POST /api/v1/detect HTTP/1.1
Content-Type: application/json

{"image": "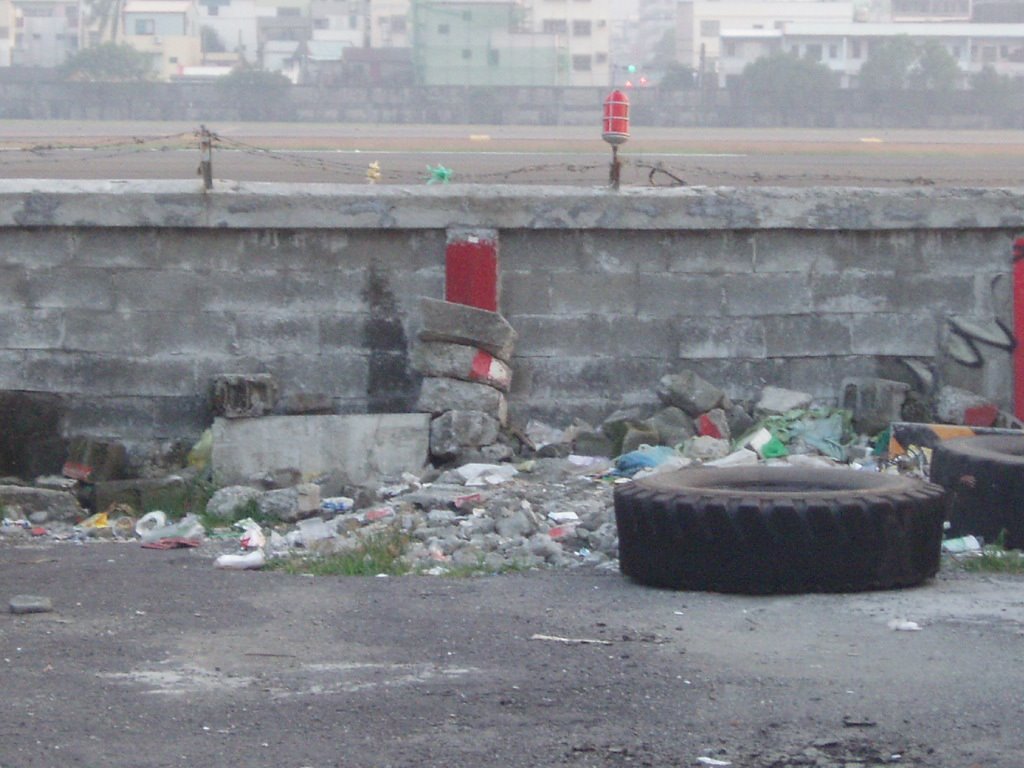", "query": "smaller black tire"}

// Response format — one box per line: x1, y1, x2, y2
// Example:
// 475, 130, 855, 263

614, 466, 946, 594
930, 435, 1024, 549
